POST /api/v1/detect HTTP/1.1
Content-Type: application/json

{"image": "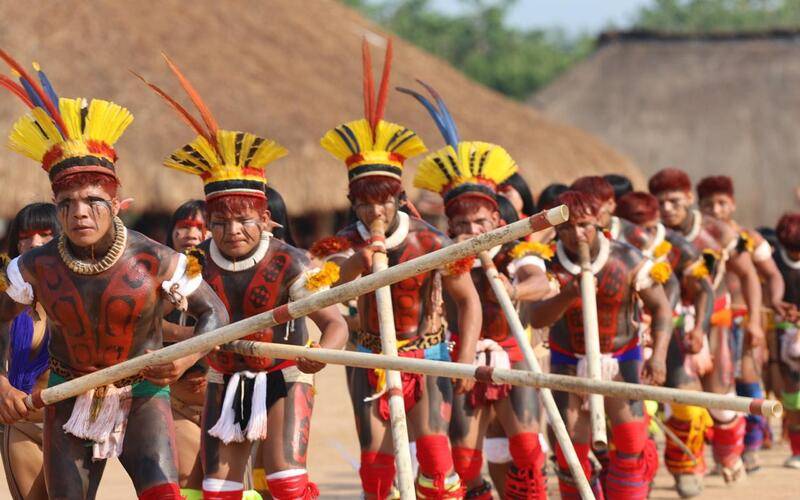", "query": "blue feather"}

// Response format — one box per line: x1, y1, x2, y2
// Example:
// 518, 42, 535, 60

34, 64, 59, 109
396, 86, 450, 145
416, 80, 460, 147
17, 75, 45, 110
